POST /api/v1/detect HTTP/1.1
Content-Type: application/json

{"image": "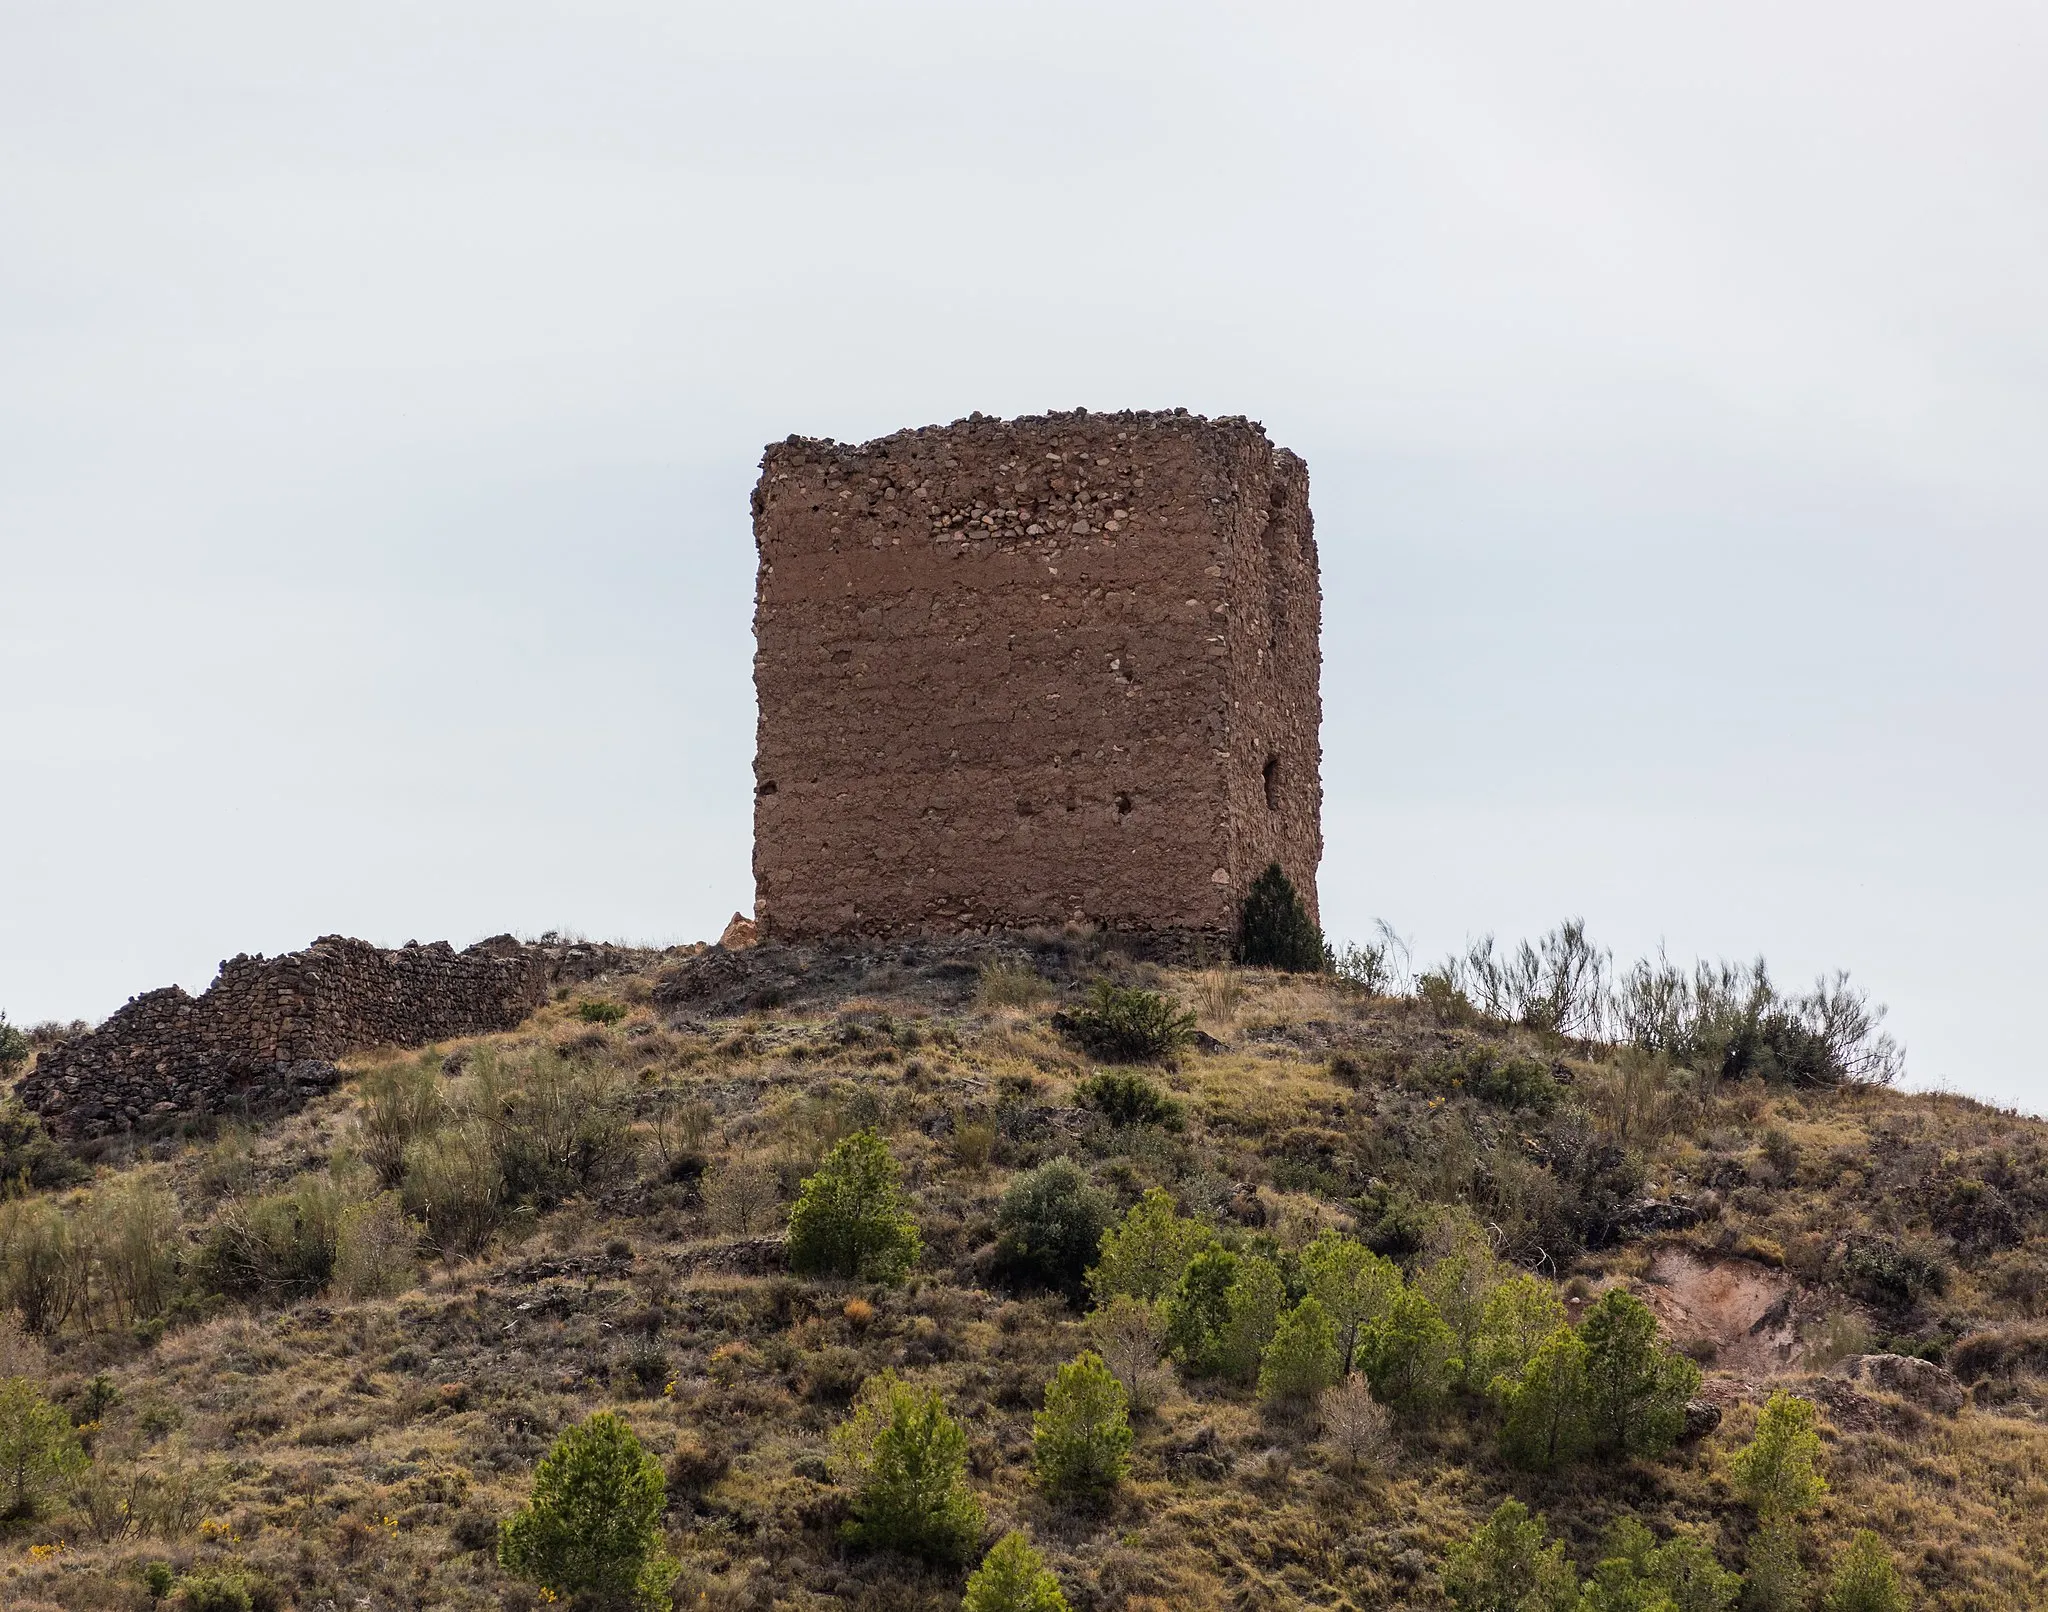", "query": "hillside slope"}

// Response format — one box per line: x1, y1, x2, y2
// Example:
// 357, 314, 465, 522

1, 938, 2045, 1611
